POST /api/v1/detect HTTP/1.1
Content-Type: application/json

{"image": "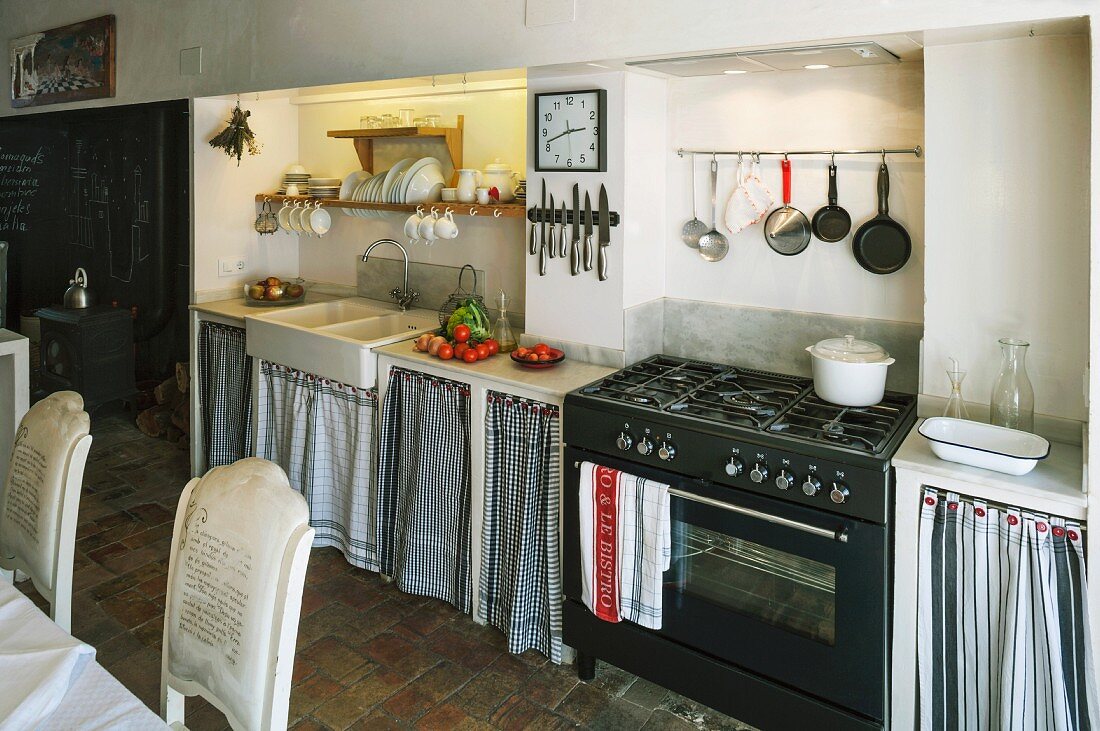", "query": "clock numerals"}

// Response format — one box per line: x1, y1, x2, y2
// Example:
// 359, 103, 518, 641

534, 89, 606, 172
